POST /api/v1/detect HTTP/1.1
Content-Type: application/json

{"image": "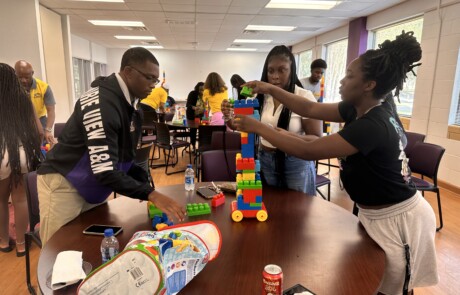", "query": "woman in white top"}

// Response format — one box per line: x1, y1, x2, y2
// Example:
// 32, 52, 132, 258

223, 45, 322, 195
0, 63, 42, 256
